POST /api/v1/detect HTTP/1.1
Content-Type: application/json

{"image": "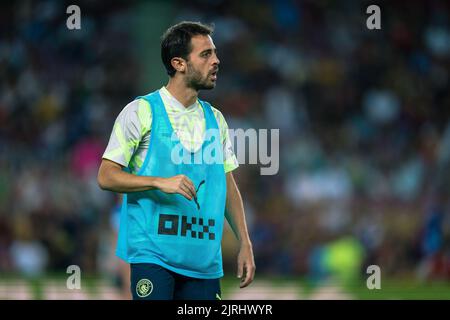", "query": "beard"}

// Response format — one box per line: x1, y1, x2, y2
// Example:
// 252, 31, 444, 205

185, 63, 216, 90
